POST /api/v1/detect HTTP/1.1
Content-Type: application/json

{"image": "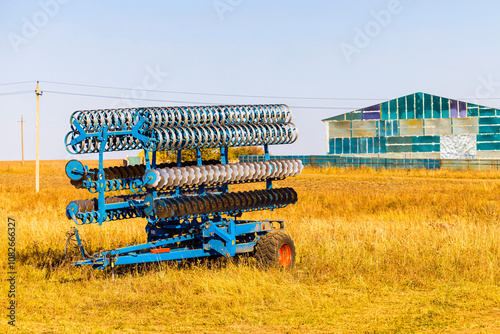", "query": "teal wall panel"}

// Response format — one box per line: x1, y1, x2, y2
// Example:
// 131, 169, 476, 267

389, 100, 398, 120
412, 135, 440, 144
478, 142, 500, 151
468, 105, 479, 117
407, 94, 415, 119
441, 98, 450, 118
351, 138, 359, 154
387, 145, 411, 153
369, 137, 375, 153
378, 120, 400, 137
328, 115, 346, 121
345, 111, 362, 120
380, 137, 387, 153
381, 102, 389, 120
379, 121, 386, 136
477, 134, 500, 142
342, 138, 350, 154
329, 138, 335, 154
432, 95, 441, 118
387, 136, 412, 144
424, 94, 433, 118
479, 117, 500, 125
398, 97, 406, 119
335, 138, 343, 154
479, 126, 500, 134
413, 144, 440, 152
329, 136, 393, 155
415, 93, 424, 119
392, 121, 399, 136
479, 108, 496, 117
380, 121, 391, 136
360, 138, 367, 154
374, 137, 380, 154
